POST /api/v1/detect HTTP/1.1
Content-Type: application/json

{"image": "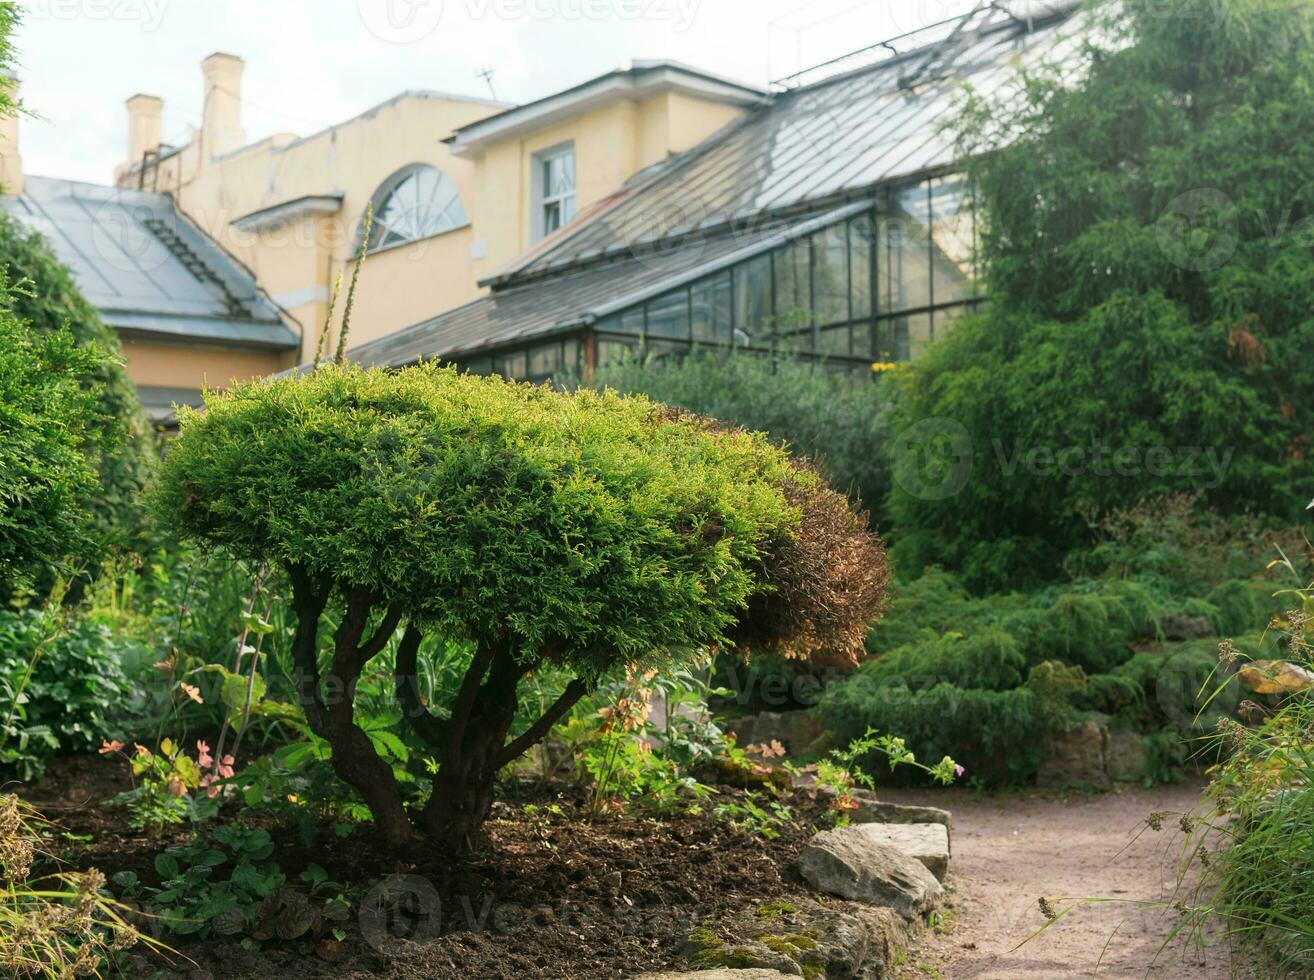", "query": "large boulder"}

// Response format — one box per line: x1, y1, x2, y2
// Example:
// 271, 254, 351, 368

844, 823, 949, 882
679, 896, 909, 979
798, 826, 943, 918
